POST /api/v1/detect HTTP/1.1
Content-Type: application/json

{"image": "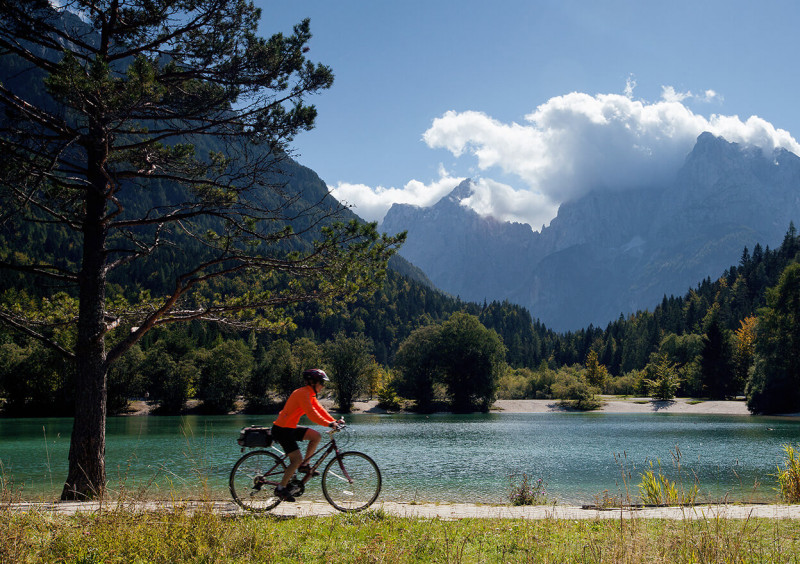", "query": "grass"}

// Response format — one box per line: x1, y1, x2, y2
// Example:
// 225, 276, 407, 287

3, 506, 800, 563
